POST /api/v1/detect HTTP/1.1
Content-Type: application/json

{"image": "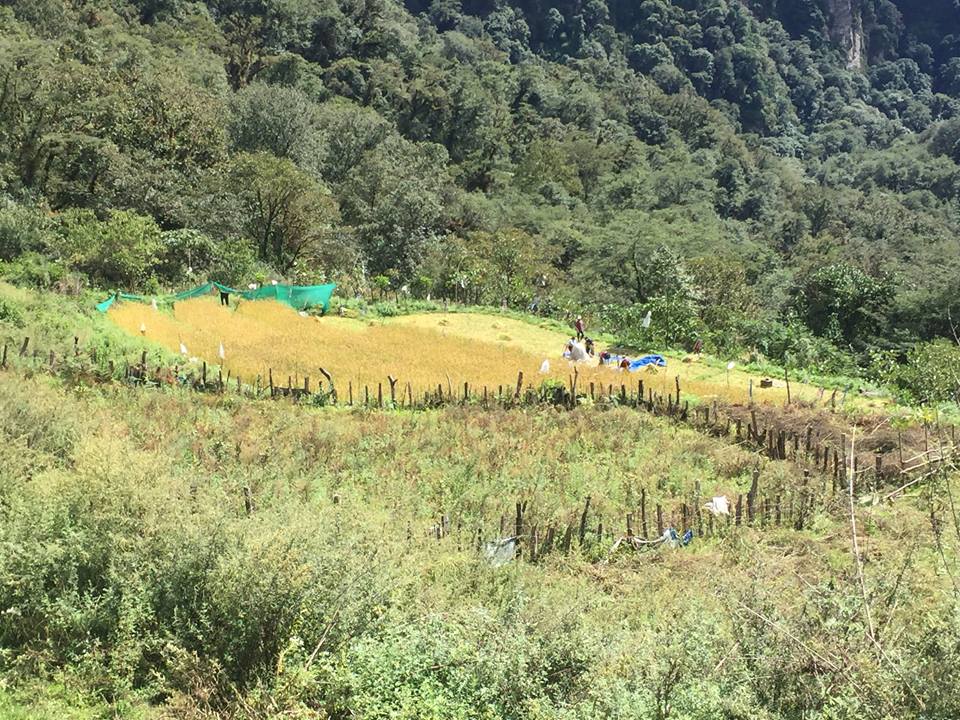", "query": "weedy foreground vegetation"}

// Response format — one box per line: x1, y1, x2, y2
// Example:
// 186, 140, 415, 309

0, 371, 958, 717
2, 286, 960, 719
